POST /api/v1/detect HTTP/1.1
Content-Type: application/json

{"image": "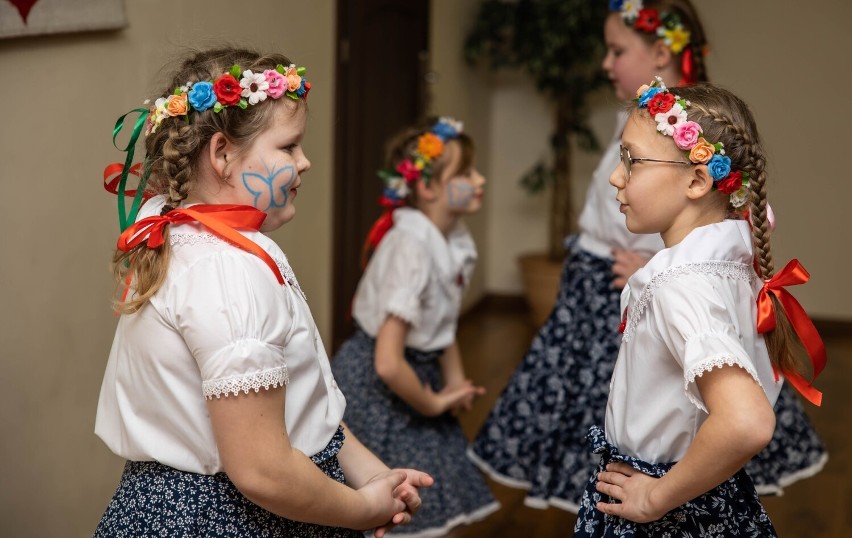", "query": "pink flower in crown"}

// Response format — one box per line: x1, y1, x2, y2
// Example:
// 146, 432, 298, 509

285, 66, 302, 92
264, 69, 286, 99
654, 102, 687, 136
672, 121, 702, 150
396, 160, 421, 182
